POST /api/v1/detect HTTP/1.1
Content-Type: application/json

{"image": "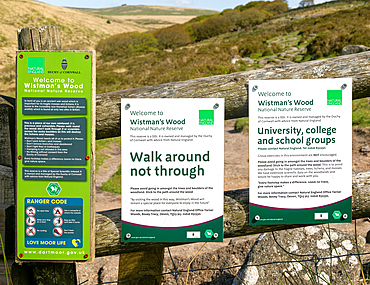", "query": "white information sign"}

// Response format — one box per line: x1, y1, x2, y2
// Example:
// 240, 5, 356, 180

249, 79, 352, 225
121, 99, 224, 242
